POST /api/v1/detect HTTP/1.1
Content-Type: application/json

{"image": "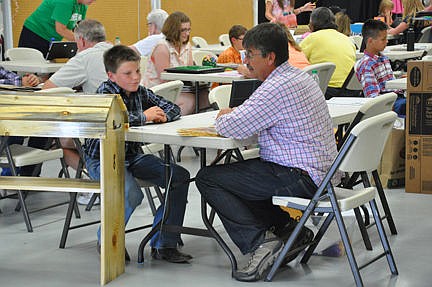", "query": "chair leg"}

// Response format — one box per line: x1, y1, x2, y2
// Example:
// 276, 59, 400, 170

369, 199, 398, 275
354, 207, 373, 250
301, 213, 334, 263
59, 192, 78, 248
372, 170, 397, 235
17, 189, 33, 232
85, 193, 99, 211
